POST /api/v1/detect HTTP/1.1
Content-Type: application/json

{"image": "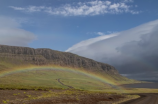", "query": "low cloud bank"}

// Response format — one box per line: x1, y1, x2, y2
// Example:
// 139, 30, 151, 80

0, 17, 36, 46
66, 19, 158, 80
